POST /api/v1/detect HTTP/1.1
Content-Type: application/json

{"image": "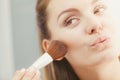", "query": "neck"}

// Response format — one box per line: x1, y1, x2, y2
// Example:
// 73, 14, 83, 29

73, 58, 120, 80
